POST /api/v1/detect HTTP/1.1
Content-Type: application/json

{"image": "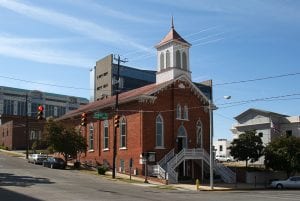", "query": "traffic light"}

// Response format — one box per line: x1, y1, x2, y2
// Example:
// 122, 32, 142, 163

114, 115, 120, 128
37, 105, 44, 120
81, 112, 87, 127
